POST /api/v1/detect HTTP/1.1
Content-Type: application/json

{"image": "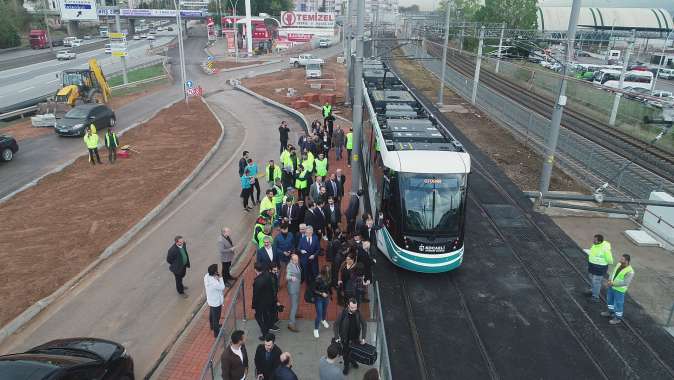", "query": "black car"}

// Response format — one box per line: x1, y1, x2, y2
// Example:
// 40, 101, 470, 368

0, 337, 134, 379
0, 134, 19, 162
54, 104, 116, 137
